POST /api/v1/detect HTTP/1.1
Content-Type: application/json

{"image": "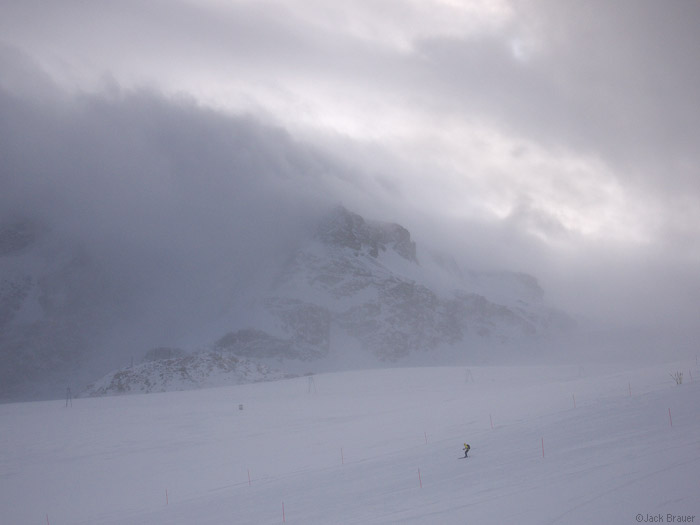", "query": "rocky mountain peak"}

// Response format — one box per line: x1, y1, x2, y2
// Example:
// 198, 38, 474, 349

315, 206, 417, 262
